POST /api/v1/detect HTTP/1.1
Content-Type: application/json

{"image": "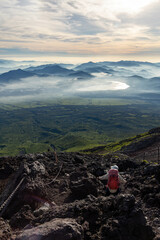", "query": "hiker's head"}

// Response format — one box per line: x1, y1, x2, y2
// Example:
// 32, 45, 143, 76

111, 165, 119, 170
